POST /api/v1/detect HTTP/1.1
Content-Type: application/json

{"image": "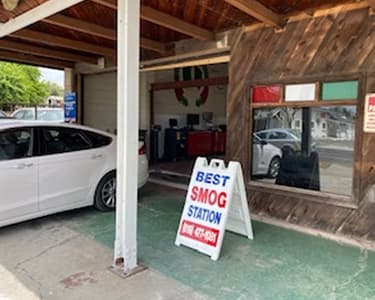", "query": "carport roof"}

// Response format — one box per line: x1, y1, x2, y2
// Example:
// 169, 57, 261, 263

0, 0, 372, 69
